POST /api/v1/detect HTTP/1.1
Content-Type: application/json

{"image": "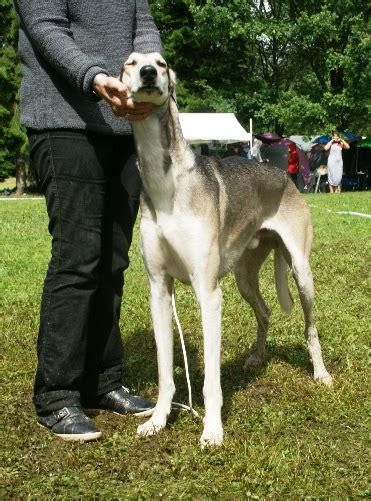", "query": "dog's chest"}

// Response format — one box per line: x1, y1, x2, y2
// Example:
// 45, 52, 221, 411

145, 211, 210, 283
157, 212, 202, 252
